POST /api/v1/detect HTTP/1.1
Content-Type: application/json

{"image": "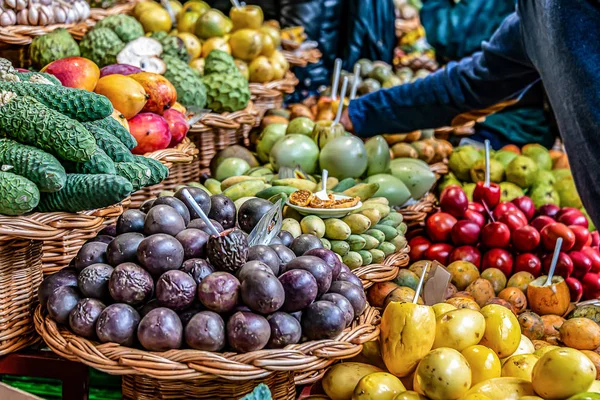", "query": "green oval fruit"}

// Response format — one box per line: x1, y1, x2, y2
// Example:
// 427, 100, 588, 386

330, 240, 350, 256
360, 234, 380, 250
320, 136, 368, 179
347, 234, 366, 251
282, 218, 302, 238
321, 238, 331, 249
379, 212, 403, 228
369, 249, 386, 264
358, 250, 373, 266
256, 123, 287, 163
365, 135, 391, 176
394, 269, 419, 290
378, 242, 396, 257
343, 251, 363, 269
390, 161, 437, 200
364, 174, 411, 206
300, 215, 326, 238
373, 224, 399, 241
324, 219, 352, 240
215, 157, 250, 181
365, 229, 385, 244
269, 134, 320, 174
342, 214, 372, 234
286, 117, 315, 136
